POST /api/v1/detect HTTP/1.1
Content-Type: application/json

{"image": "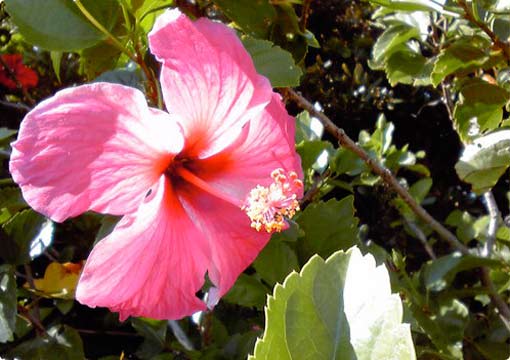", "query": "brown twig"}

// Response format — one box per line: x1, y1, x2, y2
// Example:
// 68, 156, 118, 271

21, 264, 45, 335
287, 88, 510, 321
287, 88, 468, 253
134, 41, 160, 107
0, 55, 35, 106
457, 0, 510, 61
480, 267, 510, 326
299, 0, 313, 32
